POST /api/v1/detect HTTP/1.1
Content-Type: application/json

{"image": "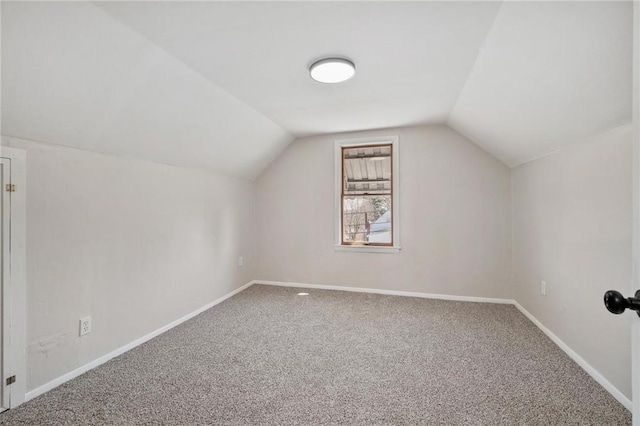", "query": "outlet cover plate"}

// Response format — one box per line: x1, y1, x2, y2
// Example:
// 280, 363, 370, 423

80, 316, 92, 336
